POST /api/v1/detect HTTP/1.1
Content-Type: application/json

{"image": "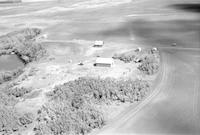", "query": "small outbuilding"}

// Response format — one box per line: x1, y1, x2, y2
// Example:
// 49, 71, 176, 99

172, 43, 177, 46
135, 47, 142, 52
34, 34, 48, 42
152, 47, 157, 51
93, 40, 104, 47
94, 58, 114, 67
